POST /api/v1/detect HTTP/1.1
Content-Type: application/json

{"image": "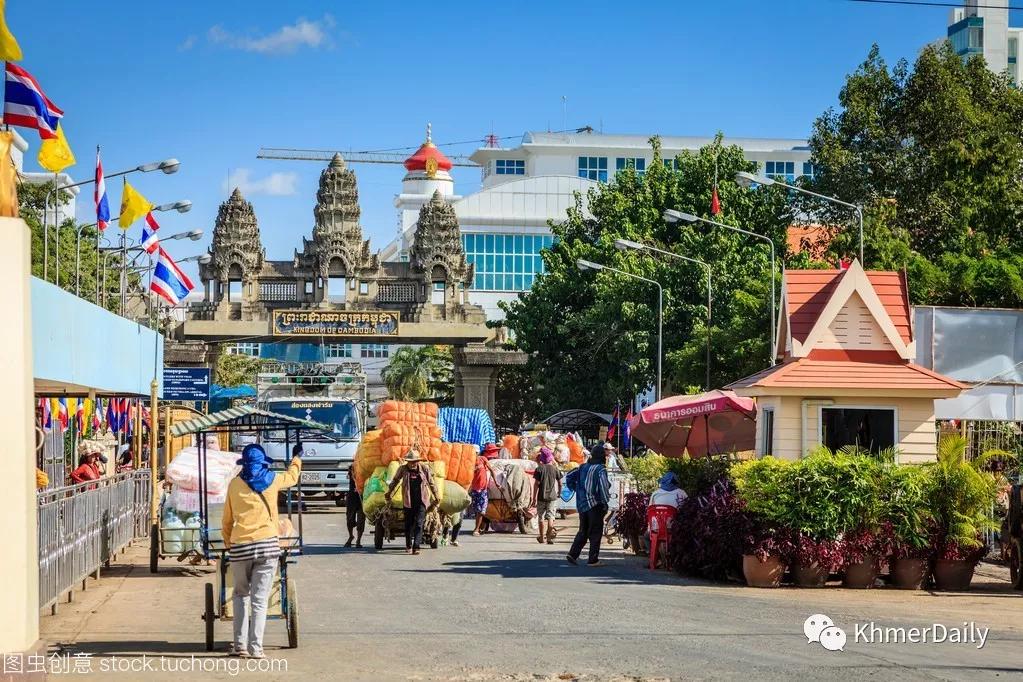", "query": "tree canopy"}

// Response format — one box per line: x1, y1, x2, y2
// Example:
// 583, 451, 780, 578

382, 345, 454, 403
806, 42, 1023, 306
501, 137, 792, 418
